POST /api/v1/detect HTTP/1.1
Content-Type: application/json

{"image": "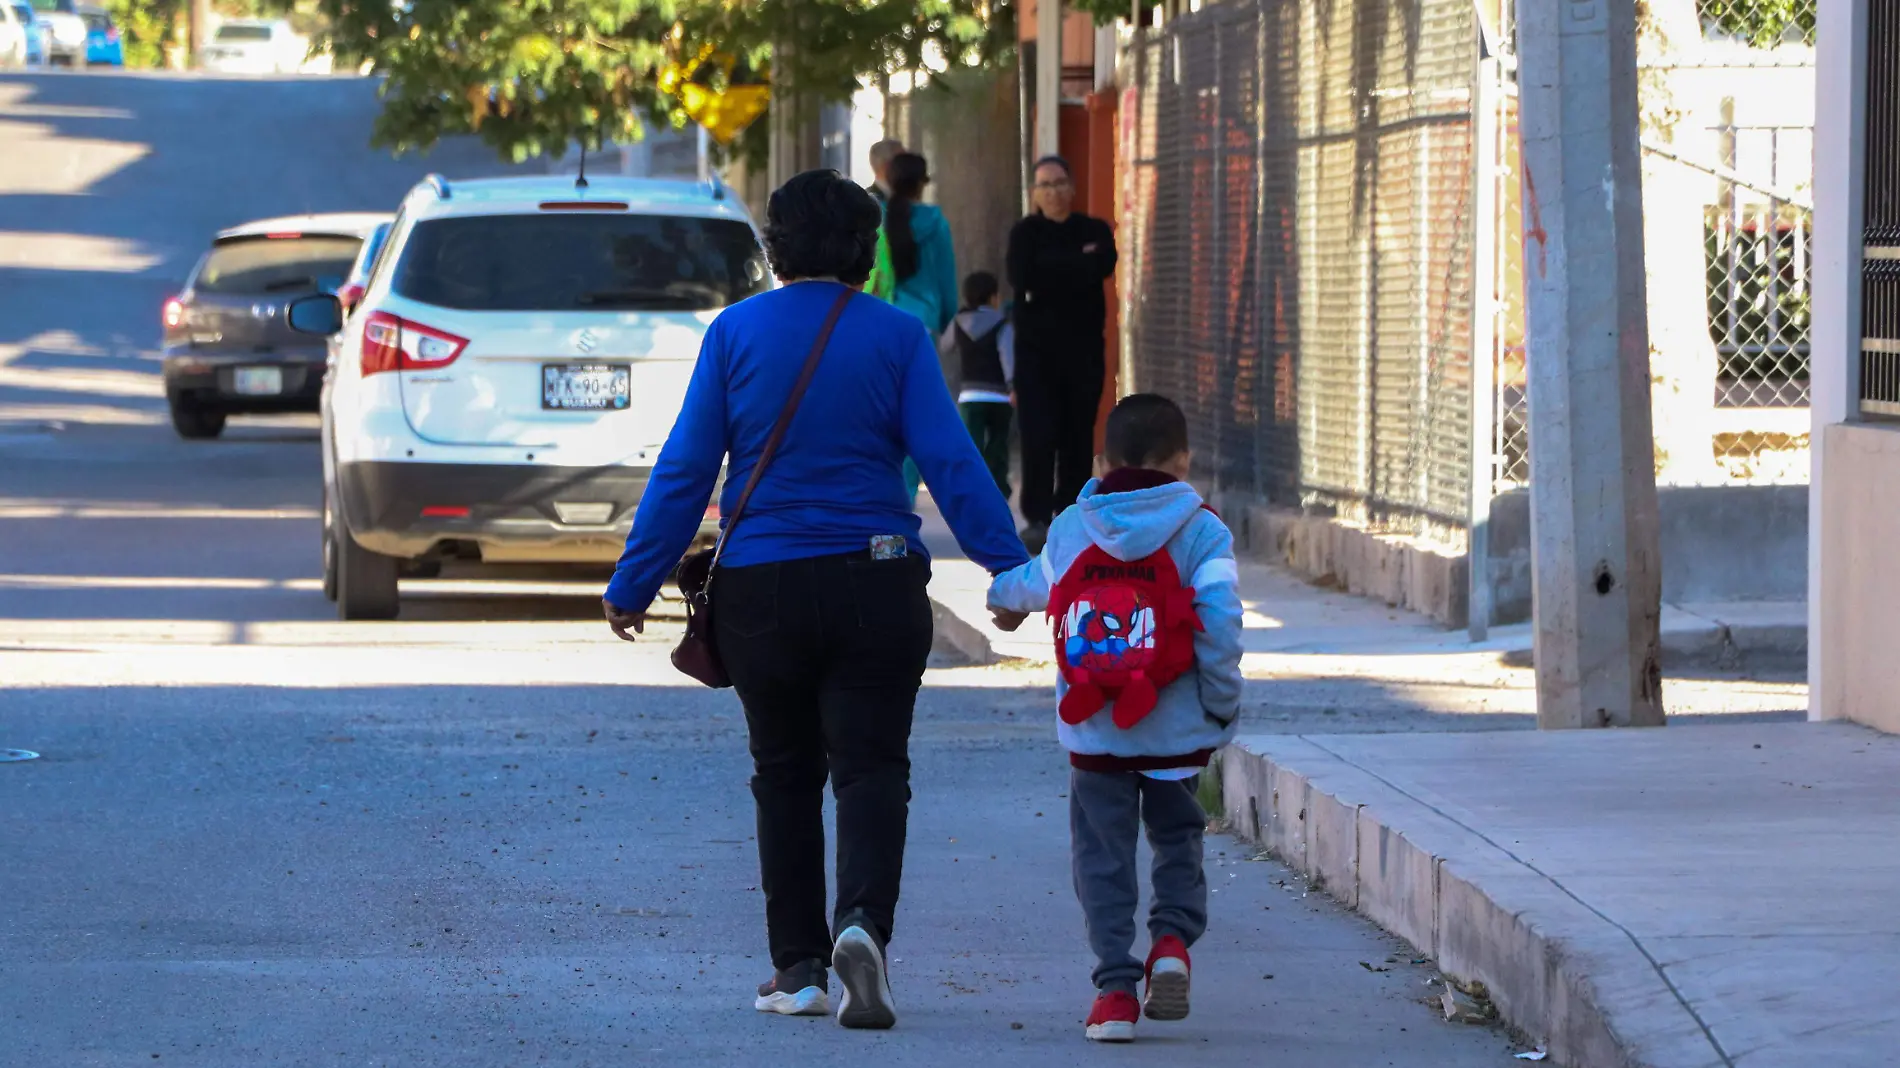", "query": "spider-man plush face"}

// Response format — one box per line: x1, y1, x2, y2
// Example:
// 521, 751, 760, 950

1082, 609, 1128, 644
